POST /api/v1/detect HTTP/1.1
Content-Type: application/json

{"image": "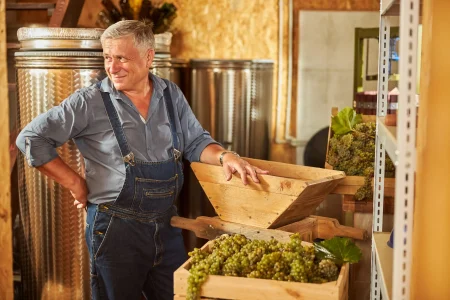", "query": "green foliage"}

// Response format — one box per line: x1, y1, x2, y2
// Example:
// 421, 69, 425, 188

327, 109, 395, 200
331, 107, 363, 135
186, 234, 342, 300
314, 237, 362, 265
